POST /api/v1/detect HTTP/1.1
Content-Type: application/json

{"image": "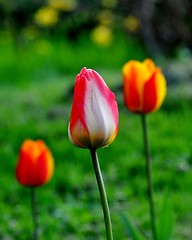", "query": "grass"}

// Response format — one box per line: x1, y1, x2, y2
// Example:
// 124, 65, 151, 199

0, 34, 192, 239
0, 31, 148, 85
